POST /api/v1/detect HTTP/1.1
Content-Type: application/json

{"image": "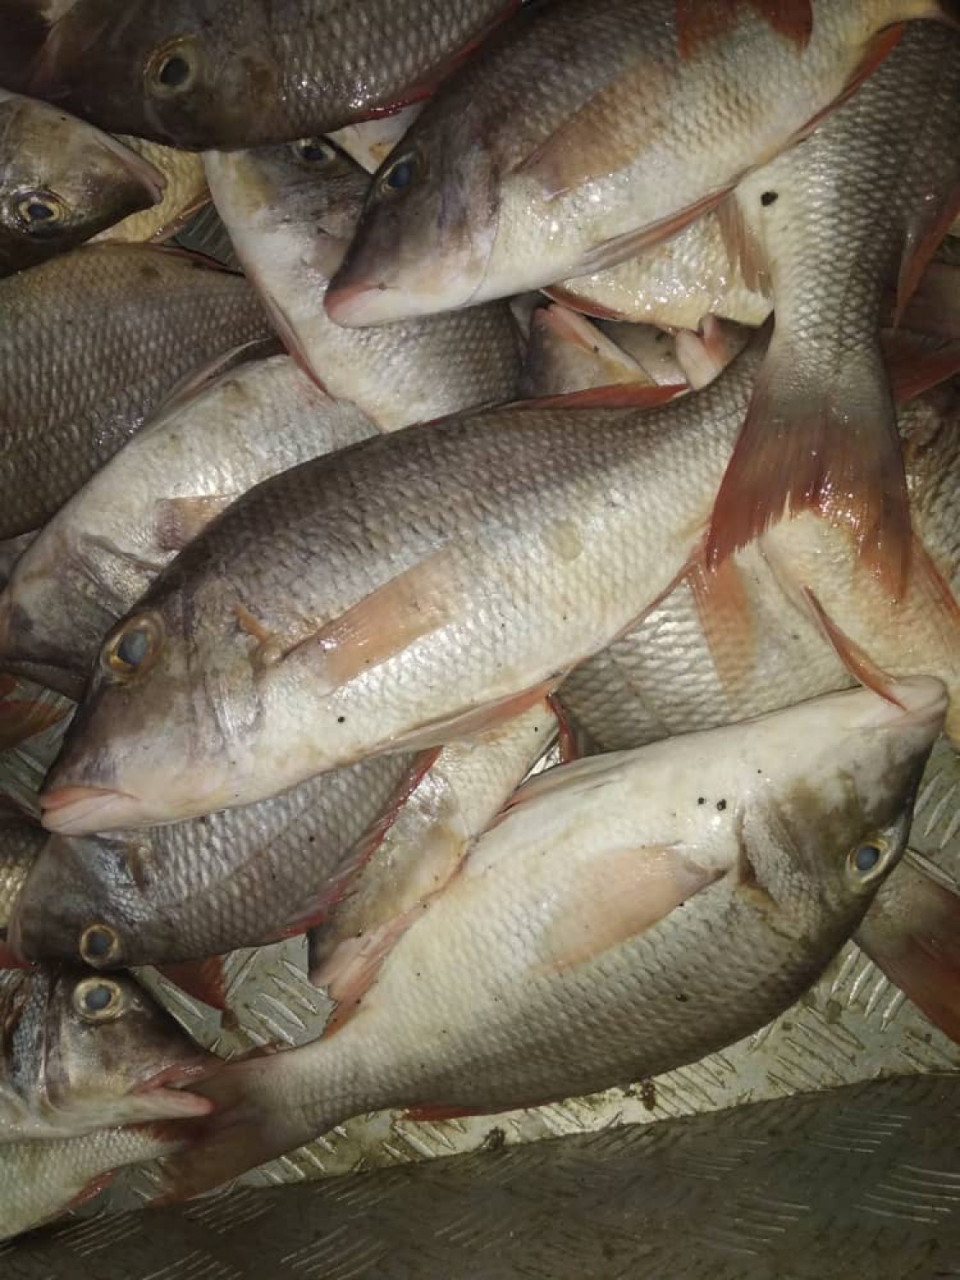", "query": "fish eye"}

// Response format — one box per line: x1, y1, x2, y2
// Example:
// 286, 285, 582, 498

293, 138, 337, 164
847, 838, 890, 886
74, 977, 123, 1022
854, 844, 881, 872
380, 155, 417, 195
145, 37, 202, 97
14, 190, 65, 231
80, 923, 121, 966
103, 614, 163, 680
